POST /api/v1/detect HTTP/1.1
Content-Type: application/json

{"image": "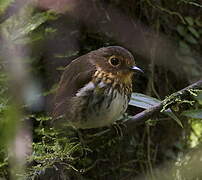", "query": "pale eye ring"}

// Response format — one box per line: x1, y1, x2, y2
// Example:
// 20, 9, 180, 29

109, 56, 120, 66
